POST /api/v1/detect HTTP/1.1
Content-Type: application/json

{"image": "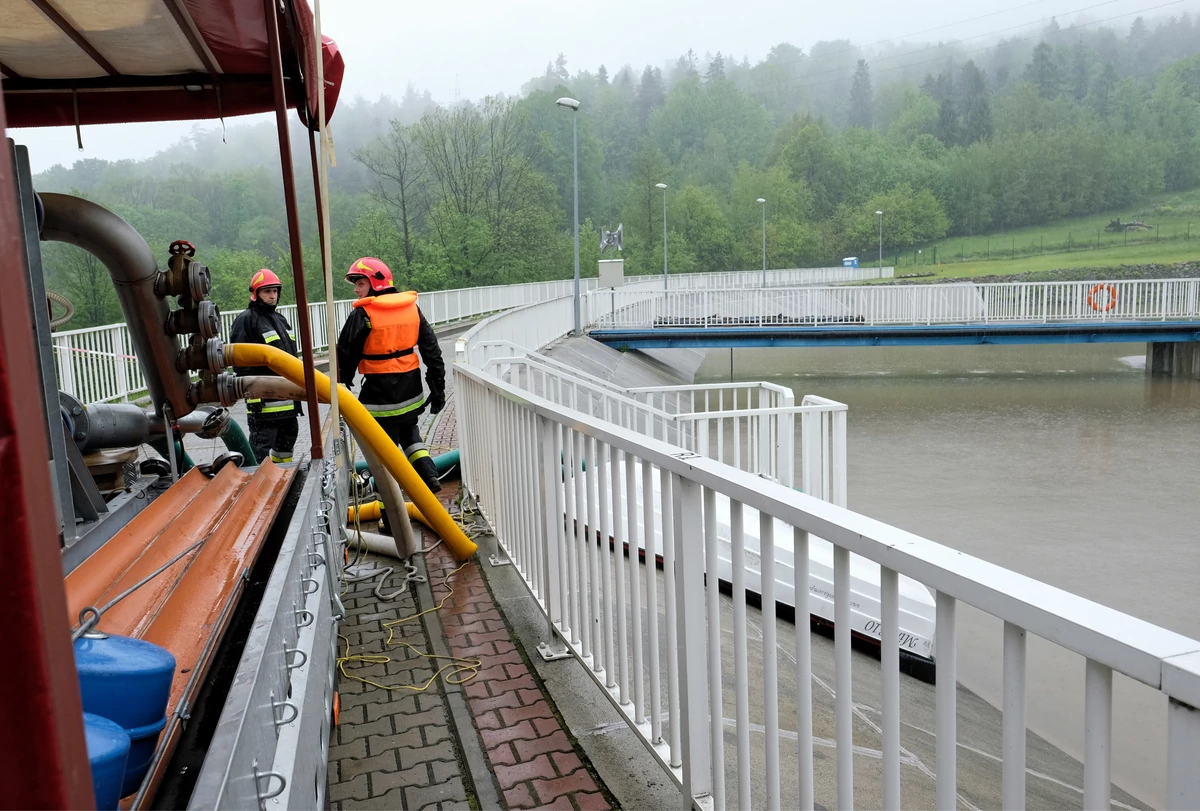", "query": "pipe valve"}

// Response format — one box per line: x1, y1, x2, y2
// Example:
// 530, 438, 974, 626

166, 299, 220, 339
156, 254, 212, 301
187, 372, 240, 408
177, 336, 225, 374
